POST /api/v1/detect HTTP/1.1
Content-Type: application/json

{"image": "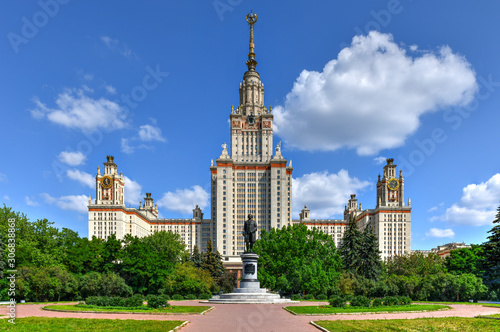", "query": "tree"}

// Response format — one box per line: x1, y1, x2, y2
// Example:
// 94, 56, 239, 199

483, 205, 500, 292
339, 216, 382, 279
445, 245, 484, 277
164, 262, 216, 296
118, 231, 188, 294
190, 245, 203, 268
385, 251, 445, 277
253, 223, 342, 295
201, 240, 225, 282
